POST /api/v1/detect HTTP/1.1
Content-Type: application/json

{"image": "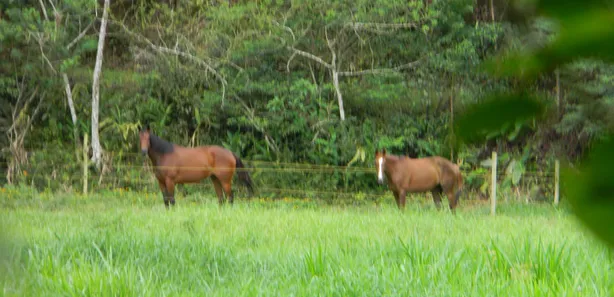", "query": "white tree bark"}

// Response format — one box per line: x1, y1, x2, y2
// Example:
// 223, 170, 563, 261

325, 30, 346, 121
62, 73, 79, 147
280, 23, 422, 121
331, 70, 345, 120
91, 0, 109, 168
288, 44, 421, 121
62, 19, 92, 150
